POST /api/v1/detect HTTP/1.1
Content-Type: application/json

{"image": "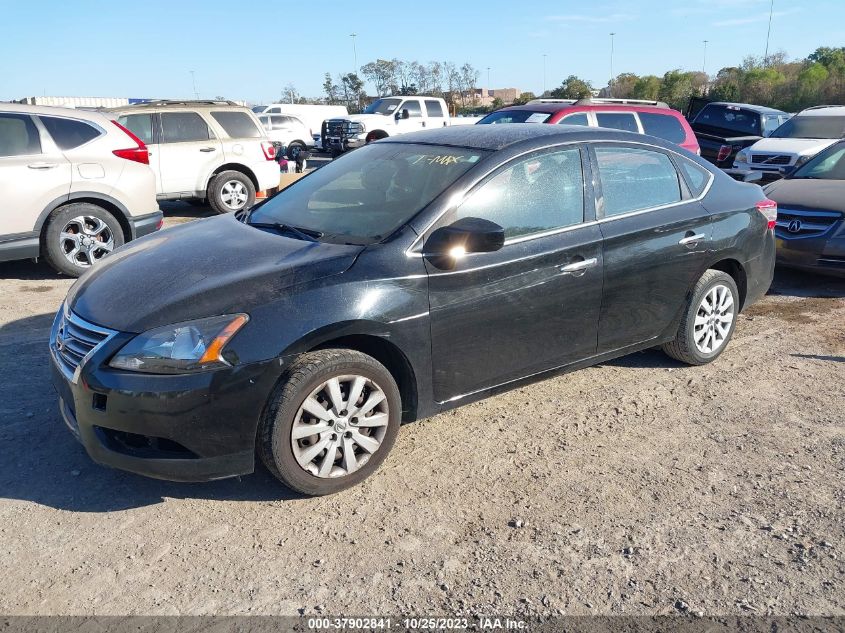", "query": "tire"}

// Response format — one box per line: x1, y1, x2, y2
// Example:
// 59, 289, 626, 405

42, 203, 124, 277
662, 269, 740, 365
286, 141, 306, 161
207, 170, 255, 215
258, 349, 402, 496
